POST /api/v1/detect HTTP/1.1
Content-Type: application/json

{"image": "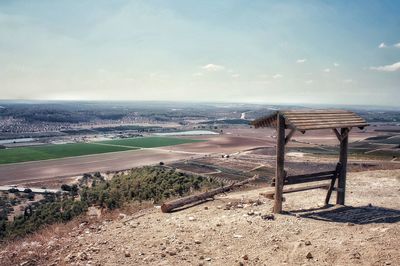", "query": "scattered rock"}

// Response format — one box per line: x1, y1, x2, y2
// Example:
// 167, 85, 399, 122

247, 210, 254, 216
351, 252, 361, 259
194, 240, 202, 244
306, 252, 313, 259
19, 260, 37, 266
204, 206, 209, 210
188, 217, 196, 221
347, 222, 355, 226
233, 234, 243, 238
261, 214, 275, 220
77, 252, 88, 261
205, 257, 211, 261
167, 250, 177, 256
305, 240, 311, 246
124, 251, 131, 258
242, 254, 249, 260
